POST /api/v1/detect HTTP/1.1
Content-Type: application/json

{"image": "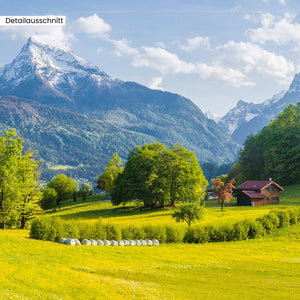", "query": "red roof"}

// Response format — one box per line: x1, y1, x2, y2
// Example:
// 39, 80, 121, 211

241, 190, 266, 199
237, 181, 271, 190
237, 180, 284, 191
